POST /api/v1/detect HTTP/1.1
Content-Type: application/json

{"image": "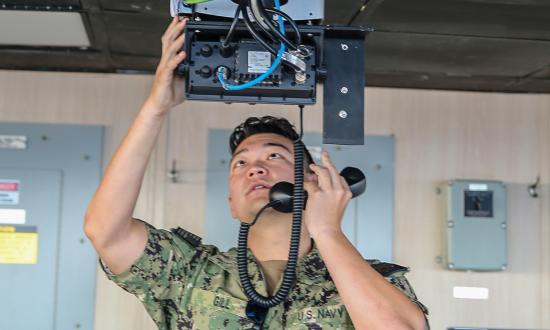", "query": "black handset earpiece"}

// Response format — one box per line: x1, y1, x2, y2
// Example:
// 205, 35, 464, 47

269, 167, 366, 213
